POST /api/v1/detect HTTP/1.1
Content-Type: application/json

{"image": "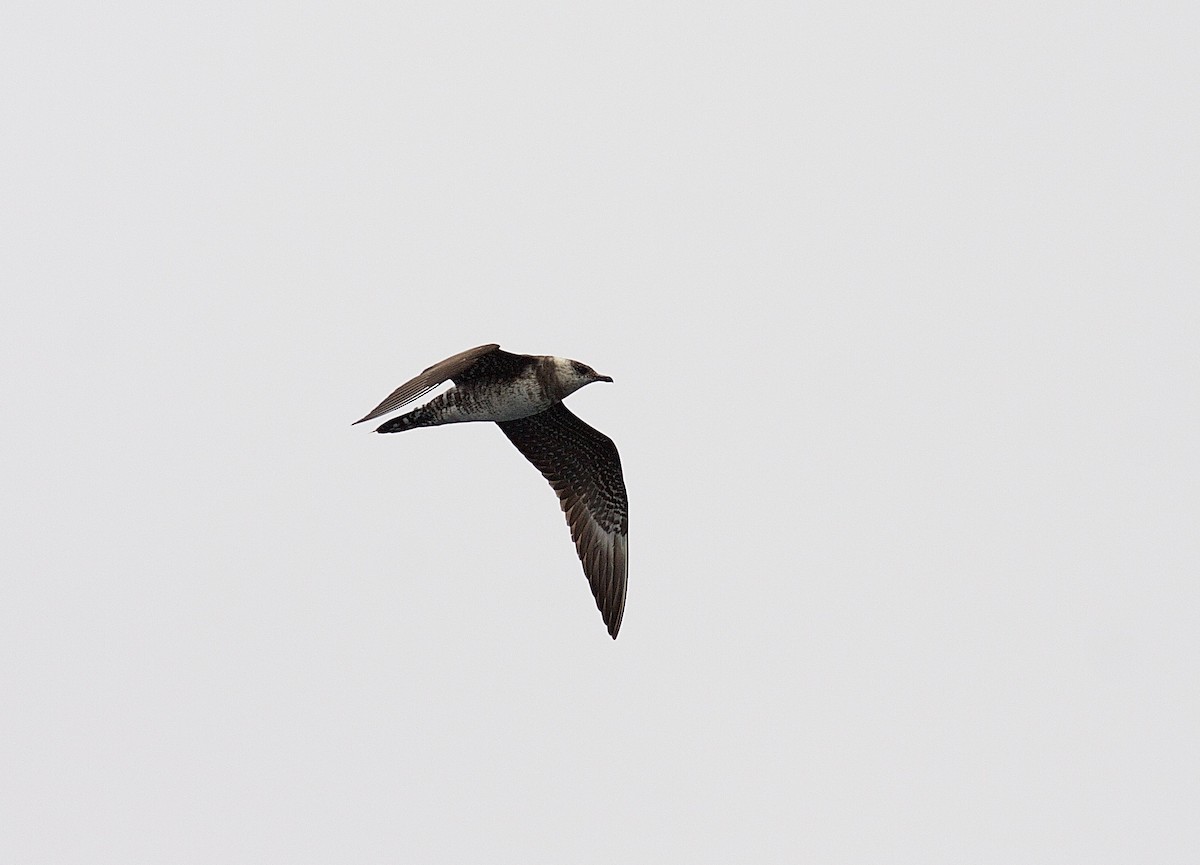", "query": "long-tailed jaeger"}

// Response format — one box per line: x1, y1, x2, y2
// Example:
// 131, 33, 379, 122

353, 344, 628, 638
